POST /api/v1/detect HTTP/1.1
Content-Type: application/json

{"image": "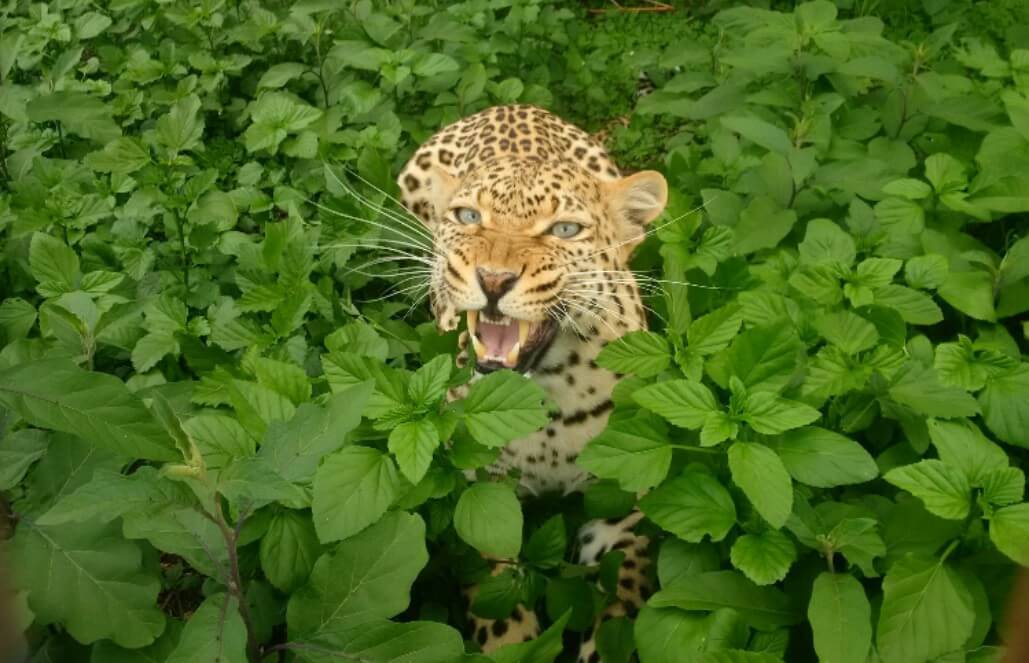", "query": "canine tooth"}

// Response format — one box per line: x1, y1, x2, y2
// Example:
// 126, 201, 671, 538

504, 342, 521, 367
471, 334, 486, 358
467, 310, 478, 336
518, 320, 530, 345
